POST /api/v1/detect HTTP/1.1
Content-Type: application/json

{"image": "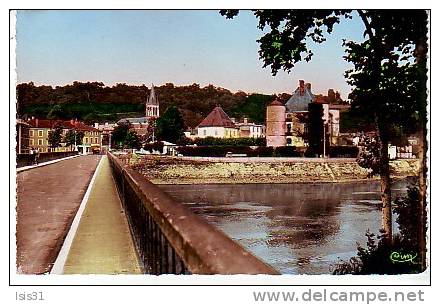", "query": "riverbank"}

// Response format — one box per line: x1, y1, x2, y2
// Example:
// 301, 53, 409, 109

127, 155, 421, 185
